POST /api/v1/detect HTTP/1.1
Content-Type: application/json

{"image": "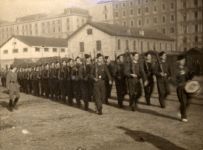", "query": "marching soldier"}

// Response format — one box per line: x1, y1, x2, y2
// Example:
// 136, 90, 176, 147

104, 56, 113, 104
114, 55, 126, 108
142, 52, 154, 105
6, 65, 20, 111
80, 54, 93, 110
154, 52, 171, 108
71, 57, 82, 107
91, 53, 112, 115
176, 55, 194, 122
124, 52, 143, 111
